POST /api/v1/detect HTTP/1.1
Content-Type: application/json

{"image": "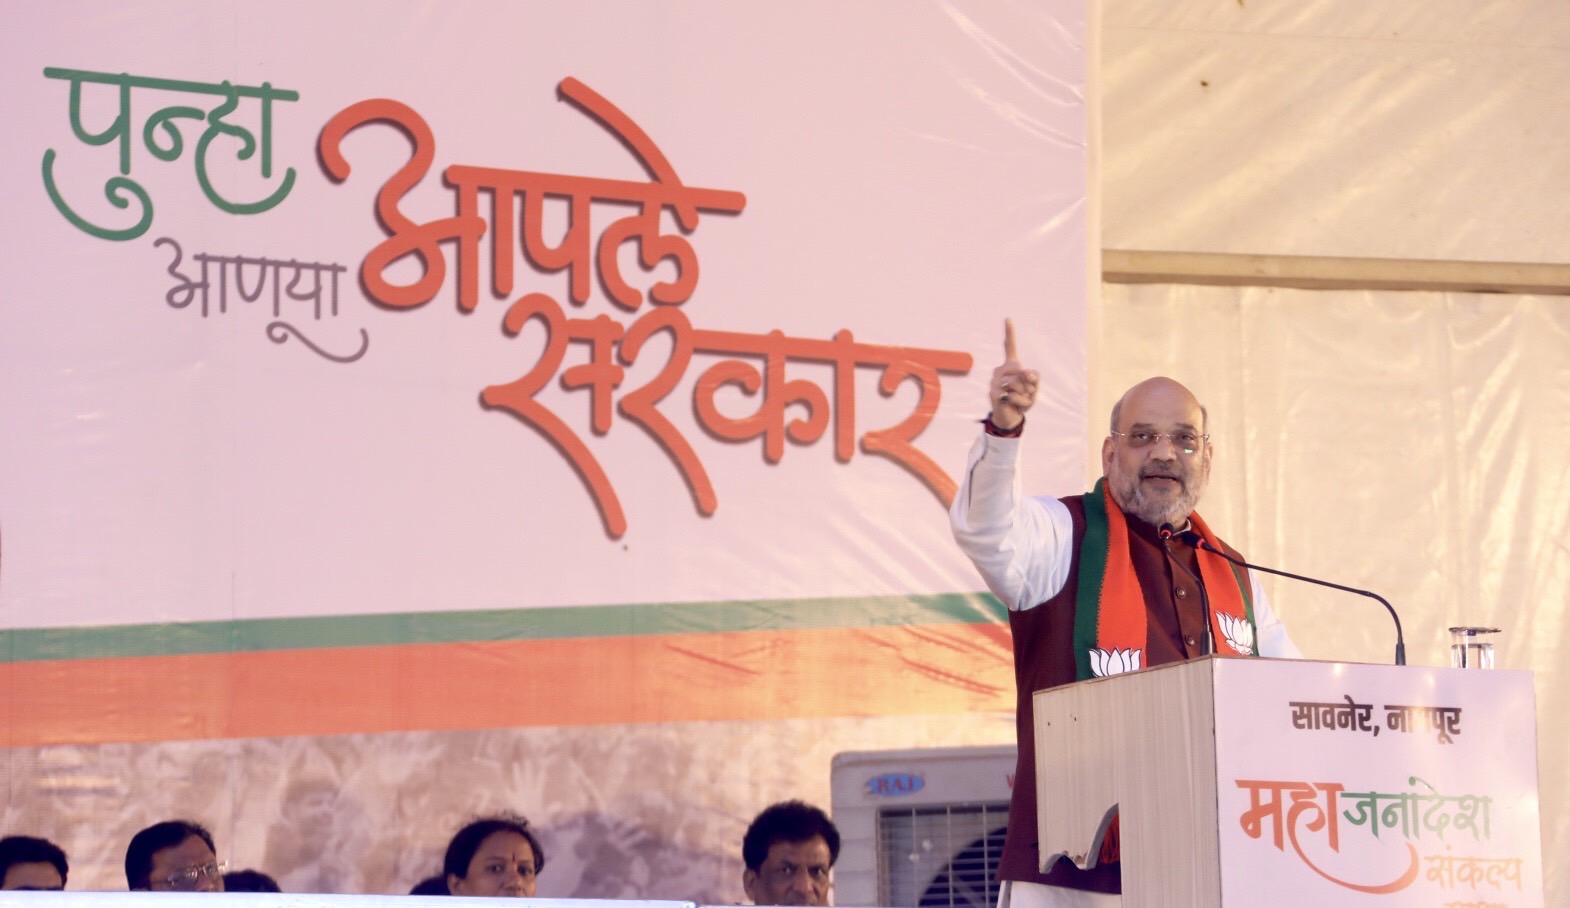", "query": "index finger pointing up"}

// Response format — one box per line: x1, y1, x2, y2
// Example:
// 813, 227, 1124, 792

1003, 318, 1018, 363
